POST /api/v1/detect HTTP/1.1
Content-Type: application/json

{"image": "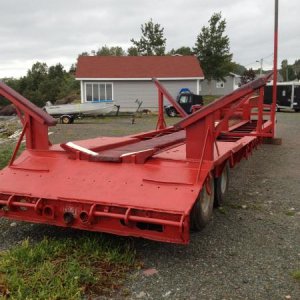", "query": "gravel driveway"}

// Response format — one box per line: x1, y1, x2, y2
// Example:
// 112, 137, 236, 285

126, 112, 300, 300
0, 113, 299, 299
